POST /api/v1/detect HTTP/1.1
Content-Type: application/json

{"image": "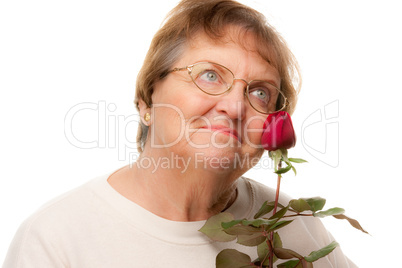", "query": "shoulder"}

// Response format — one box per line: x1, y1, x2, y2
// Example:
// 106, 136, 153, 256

30, 175, 106, 223
7, 174, 109, 248
240, 176, 293, 208
3, 174, 110, 267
